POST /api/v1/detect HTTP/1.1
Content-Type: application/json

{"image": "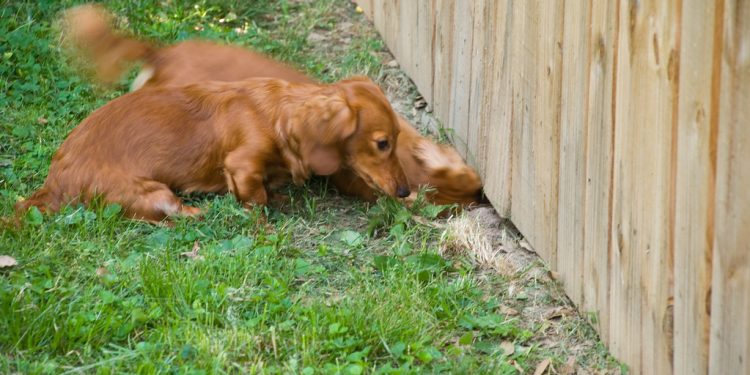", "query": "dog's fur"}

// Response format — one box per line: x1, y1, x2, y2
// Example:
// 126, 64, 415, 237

63, 4, 485, 206
16, 77, 409, 223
